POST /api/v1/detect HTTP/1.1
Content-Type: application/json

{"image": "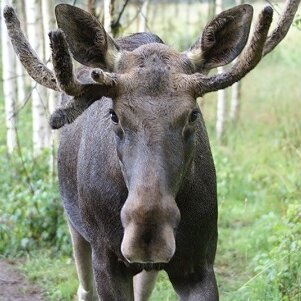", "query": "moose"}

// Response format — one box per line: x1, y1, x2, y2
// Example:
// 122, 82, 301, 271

3, 0, 300, 300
